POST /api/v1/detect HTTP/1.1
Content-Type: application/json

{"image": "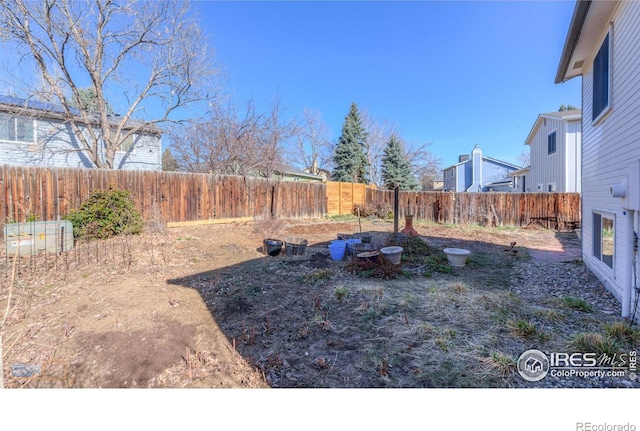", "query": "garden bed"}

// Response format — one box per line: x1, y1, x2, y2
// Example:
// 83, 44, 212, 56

0, 219, 636, 388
